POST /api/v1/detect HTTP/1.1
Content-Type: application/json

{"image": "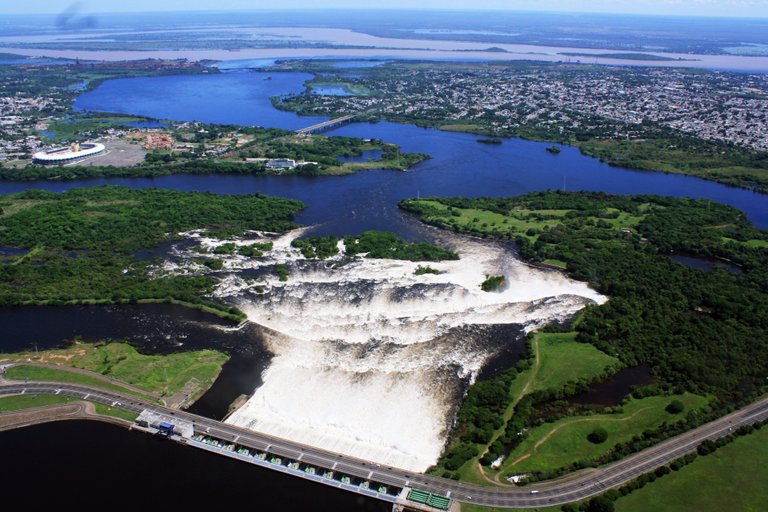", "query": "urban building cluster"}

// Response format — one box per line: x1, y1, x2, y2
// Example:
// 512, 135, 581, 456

285, 64, 768, 152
